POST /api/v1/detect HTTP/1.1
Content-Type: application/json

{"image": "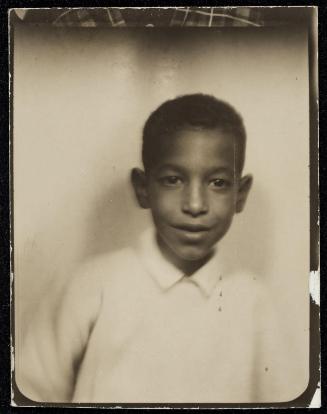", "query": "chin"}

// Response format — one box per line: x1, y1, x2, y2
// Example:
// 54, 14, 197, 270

177, 246, 213, 262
